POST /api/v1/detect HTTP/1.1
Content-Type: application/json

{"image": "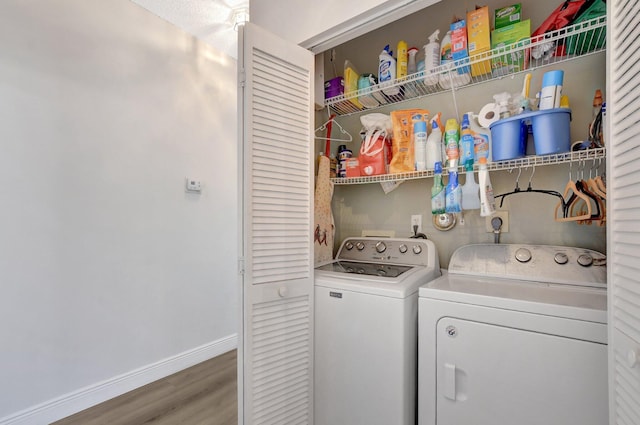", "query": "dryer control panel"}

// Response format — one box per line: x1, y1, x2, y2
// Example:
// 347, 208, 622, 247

447, 244, 606, 288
